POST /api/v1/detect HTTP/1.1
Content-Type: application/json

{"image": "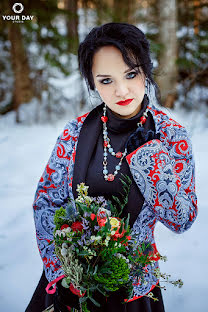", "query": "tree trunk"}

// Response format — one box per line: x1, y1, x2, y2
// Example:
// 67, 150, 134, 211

113, 0, 137, 23
8, 23, 34, 122
64, 0, 79, 54
193, 0, 200, 35
157, 0, 178, 108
